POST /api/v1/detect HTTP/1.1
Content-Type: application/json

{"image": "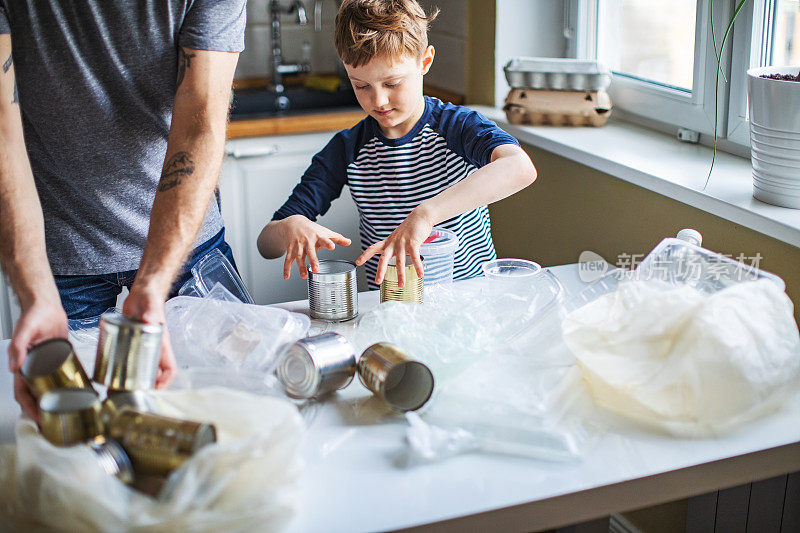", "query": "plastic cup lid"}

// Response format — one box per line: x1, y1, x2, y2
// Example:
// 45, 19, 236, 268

419, 227, 458, 257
